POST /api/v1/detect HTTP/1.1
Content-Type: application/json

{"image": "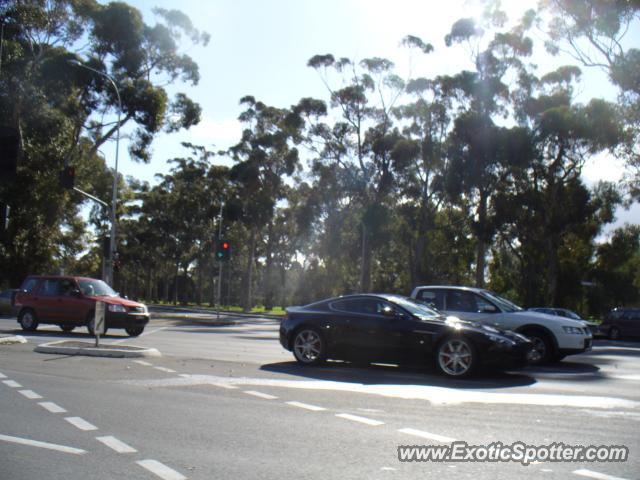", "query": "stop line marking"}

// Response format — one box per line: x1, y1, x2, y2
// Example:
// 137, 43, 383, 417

0, 433, 86, 455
